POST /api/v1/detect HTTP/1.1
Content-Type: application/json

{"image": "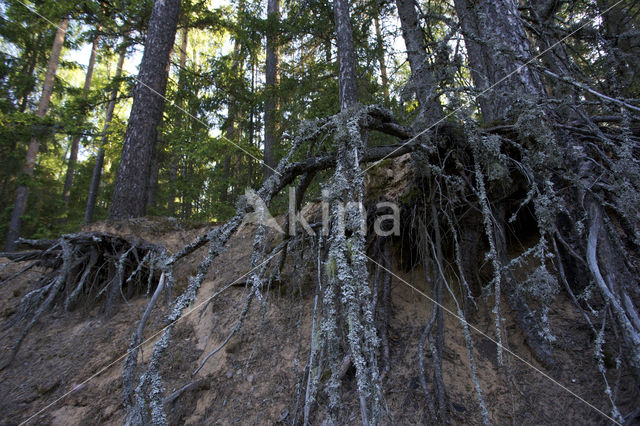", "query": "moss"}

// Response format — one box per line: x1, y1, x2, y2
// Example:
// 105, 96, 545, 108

400, 186, 420, 205
346, 239, 354, 261
325, 255, 337, 279
373, 158, 394, 170
320, 368, 332, 383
